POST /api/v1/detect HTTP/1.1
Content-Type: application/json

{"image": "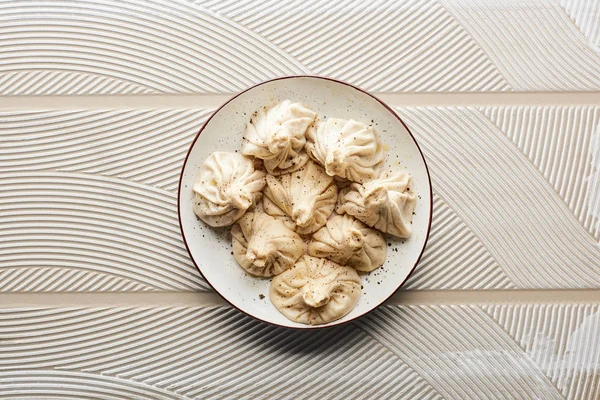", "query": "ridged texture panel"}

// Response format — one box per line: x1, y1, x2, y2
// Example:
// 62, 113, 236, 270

0, 267, 154, 293
0, 307, 442, 399
204, 0, 511, 92
483, 304, 600, 400
0, 0, 599, 397
441, 0, 600, 90
0, 370, 185, 400
398, 107, 600, 288
589, 125, 600, 238
2, 0, 599, 94
0, 0, 307, 95
0, 107, 521, 292
3, 305, 597, 398
0, 71, 155, 96
0, 172, 208, 292
558, 0, 600, 47
403, 194, 514, 290
480, 106, 600, 239
0, 109, 212, 192
358, 305, 567, 399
